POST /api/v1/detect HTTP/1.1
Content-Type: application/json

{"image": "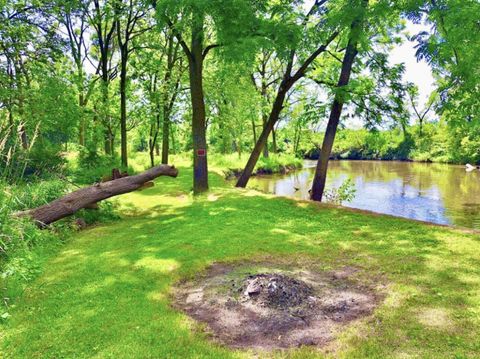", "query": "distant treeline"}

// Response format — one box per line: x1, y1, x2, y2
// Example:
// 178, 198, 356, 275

289, 123, 479, 165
